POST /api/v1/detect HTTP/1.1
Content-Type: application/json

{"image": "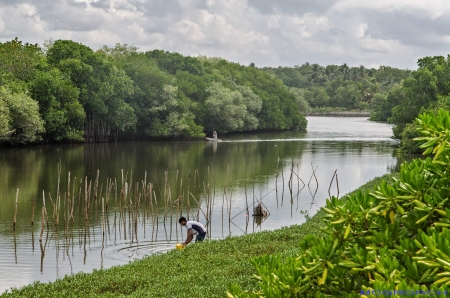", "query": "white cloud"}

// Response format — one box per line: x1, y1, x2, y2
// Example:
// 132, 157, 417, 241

333, 0, 450, 18
0, 0, 449, 69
